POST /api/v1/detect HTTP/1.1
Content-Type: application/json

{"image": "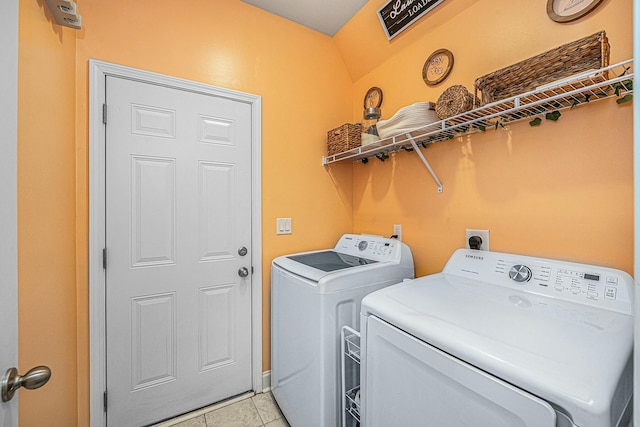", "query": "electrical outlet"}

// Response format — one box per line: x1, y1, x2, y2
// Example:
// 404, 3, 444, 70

466, 229, 490, 250
393, 224, 402, 241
